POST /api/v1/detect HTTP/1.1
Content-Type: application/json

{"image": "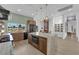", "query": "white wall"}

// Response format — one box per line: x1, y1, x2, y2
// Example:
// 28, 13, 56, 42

49, 16, 54, 33
53, 16, 64, 38
34, 14, 44, 32
35, 20, 44, 32
73, 5, 79, 41
49, 5, 78, 39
